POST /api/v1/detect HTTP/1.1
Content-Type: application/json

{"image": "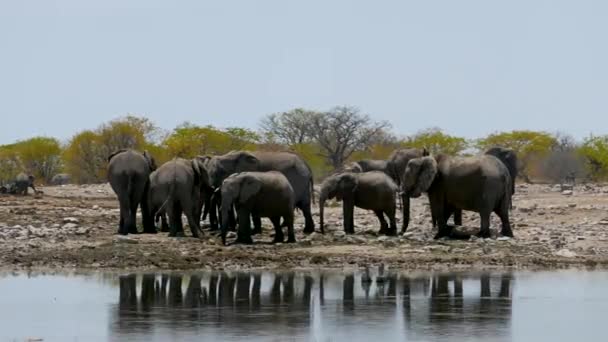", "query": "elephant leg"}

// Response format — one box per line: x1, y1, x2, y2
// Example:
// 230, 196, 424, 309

452, 209, 462, 226
496, 207, 513, 238
118, 198, 131, 235
228, 206, 237, 232
186, 211, 203, 238
270, 216, 284, 243
374, 210, 389, 235
141, 188, 156, 234
252, 214, 262, 235
476, 211, 492, 238
386, 208, 398, 236
401, 194, 410, 234
128, 199, 139, 234
343, 200, 355, 234
168, 203, 185, 238
160, 214, 169, 232
234, 209, 253, 244
118, 213, 126, 235
208, 194, 220, 231
285, 213, 295, 243
433, 203, 451, 240
300, 200, 315, 234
